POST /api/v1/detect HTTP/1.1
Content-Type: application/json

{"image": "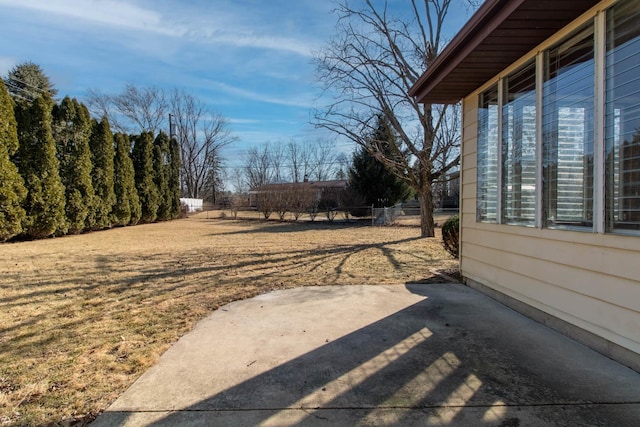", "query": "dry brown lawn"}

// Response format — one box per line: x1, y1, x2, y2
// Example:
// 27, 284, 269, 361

0, 213, 457, 426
